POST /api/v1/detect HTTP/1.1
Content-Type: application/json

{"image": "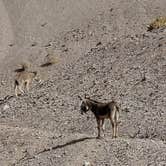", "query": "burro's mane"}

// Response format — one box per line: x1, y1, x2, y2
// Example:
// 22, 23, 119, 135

86, 98, 115, 105
86, 98, 101, 104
